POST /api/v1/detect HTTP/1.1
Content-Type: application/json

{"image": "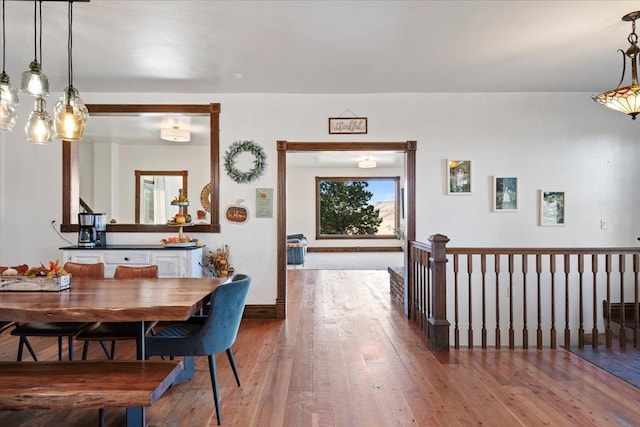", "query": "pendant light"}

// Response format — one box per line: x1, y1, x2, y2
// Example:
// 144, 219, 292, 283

24, 0, 52, 144
54, 0, 88, 141
20, 0, 49, 97
592, 11, 640, 120
25, 96, 53, 144
0, 0, 19, 131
